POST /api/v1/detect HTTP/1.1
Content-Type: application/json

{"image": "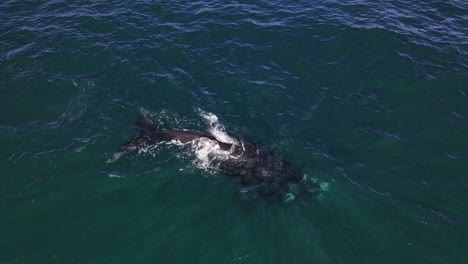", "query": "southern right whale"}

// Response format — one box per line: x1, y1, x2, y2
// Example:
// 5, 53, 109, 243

109, 110, 323, 201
